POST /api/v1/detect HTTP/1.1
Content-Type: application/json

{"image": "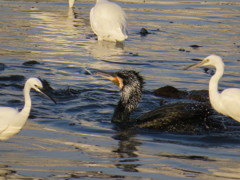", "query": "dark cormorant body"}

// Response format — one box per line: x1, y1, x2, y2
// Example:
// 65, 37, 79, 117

94, 70, 225, 134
